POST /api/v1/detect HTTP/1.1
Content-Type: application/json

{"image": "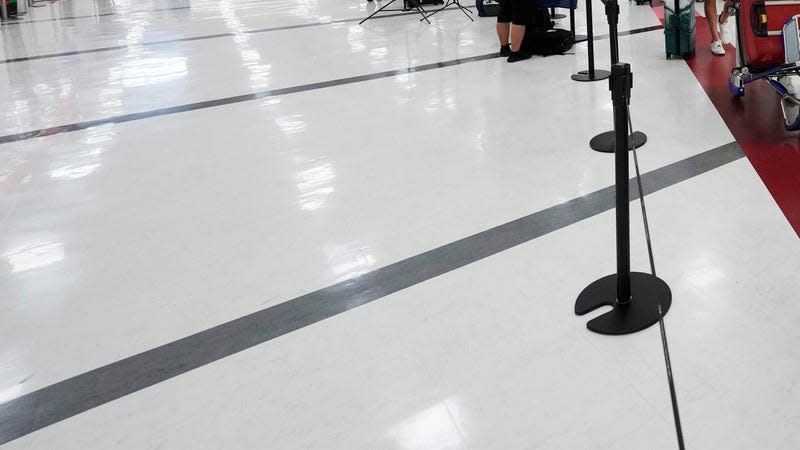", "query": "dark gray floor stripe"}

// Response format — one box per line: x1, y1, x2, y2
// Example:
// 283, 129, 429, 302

0, 52, 502, 145
0, 33, 231, 64
0, 8, 472, 64
0, 141, 743, 445
0, 4, 192, 25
